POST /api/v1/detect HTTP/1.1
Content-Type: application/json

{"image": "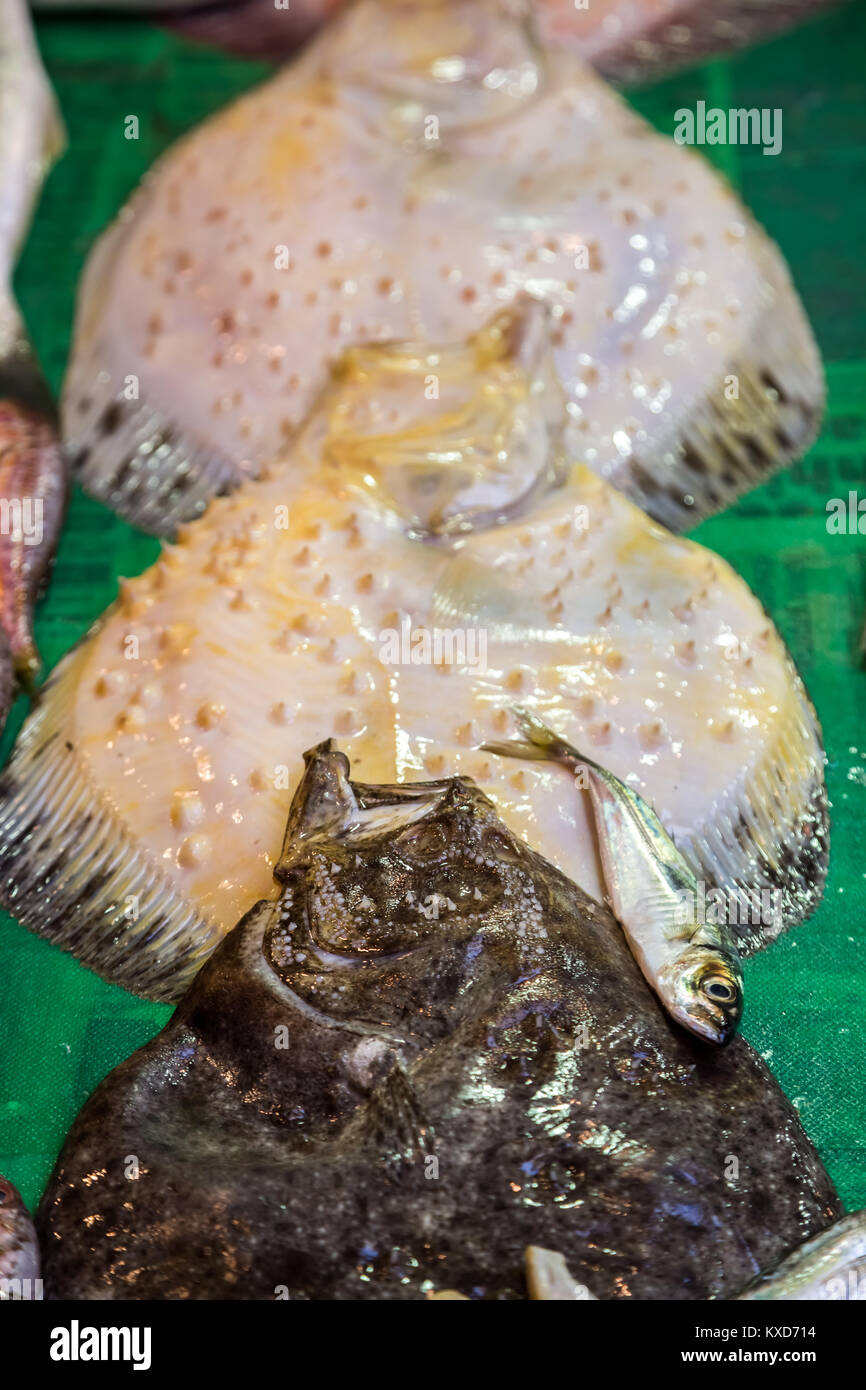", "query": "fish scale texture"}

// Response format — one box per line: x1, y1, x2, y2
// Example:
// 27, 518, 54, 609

0, 5, 864, 1238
